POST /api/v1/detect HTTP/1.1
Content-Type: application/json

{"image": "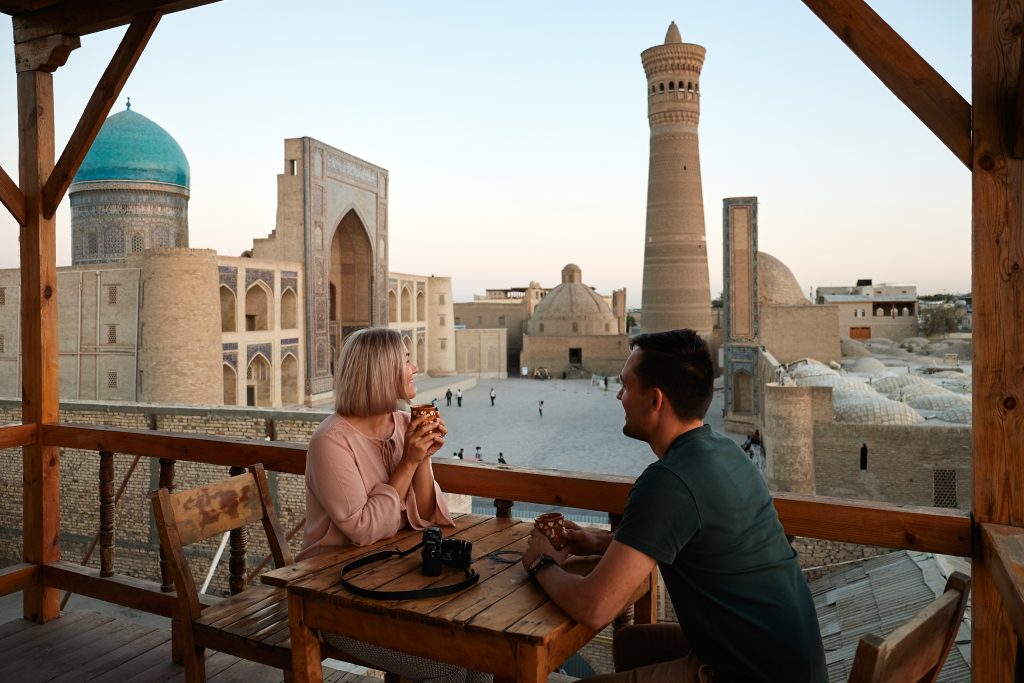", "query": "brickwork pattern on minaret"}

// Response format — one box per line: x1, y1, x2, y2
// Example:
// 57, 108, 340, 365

640, 23, 713, 336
